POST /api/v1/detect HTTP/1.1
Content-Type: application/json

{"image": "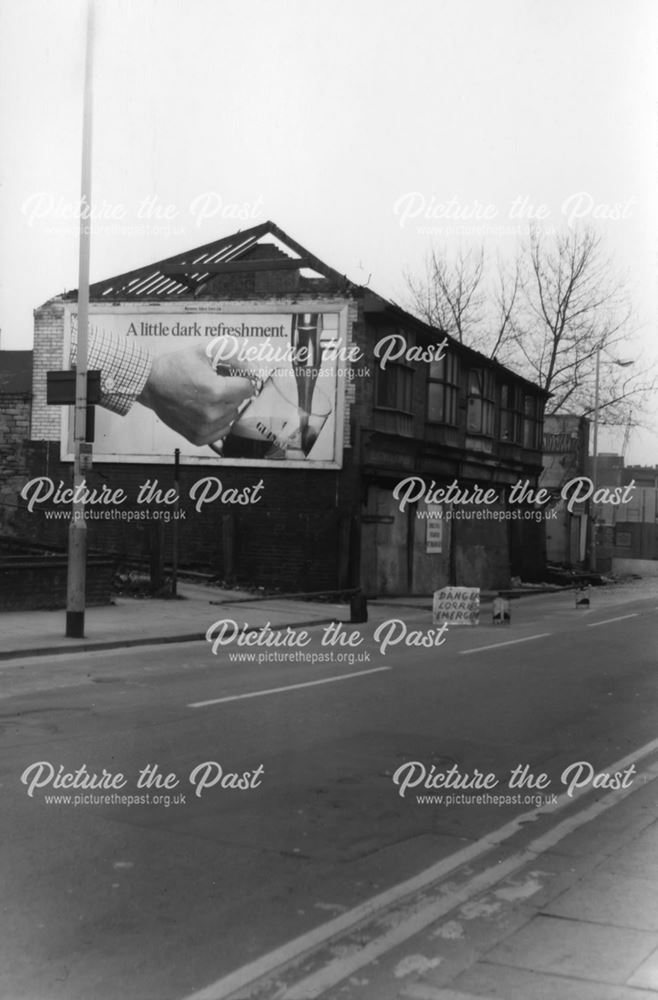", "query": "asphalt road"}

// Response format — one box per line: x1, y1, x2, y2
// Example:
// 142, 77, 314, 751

1, 588, 657, 1000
